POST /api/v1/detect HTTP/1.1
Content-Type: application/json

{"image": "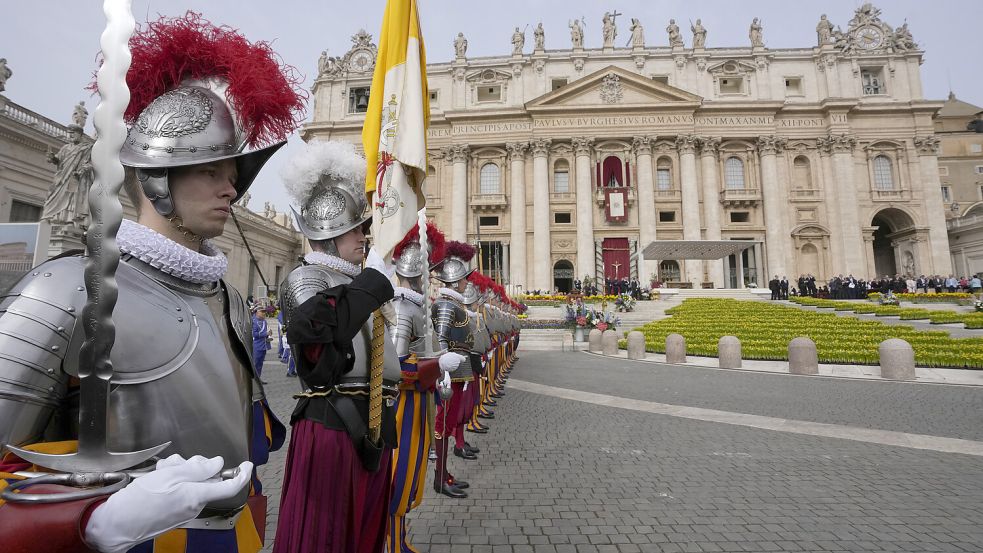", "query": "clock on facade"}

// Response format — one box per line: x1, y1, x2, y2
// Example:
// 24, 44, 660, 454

856, 26, 883, 50
351, 50, 373, 72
